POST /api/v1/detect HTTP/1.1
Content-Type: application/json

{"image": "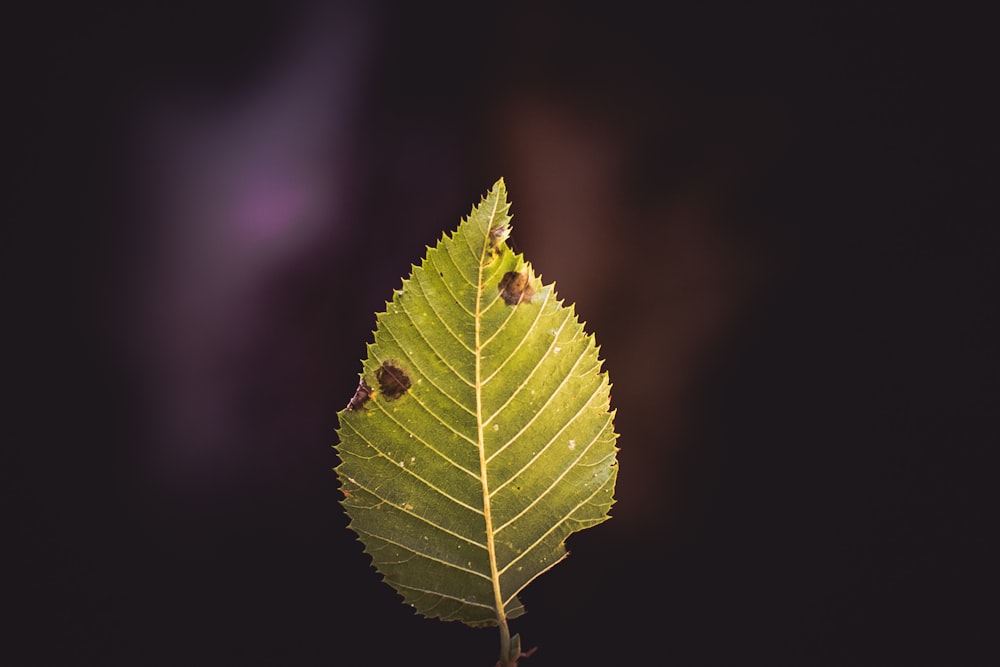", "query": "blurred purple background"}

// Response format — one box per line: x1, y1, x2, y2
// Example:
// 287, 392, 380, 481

11, 1, 996, 665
